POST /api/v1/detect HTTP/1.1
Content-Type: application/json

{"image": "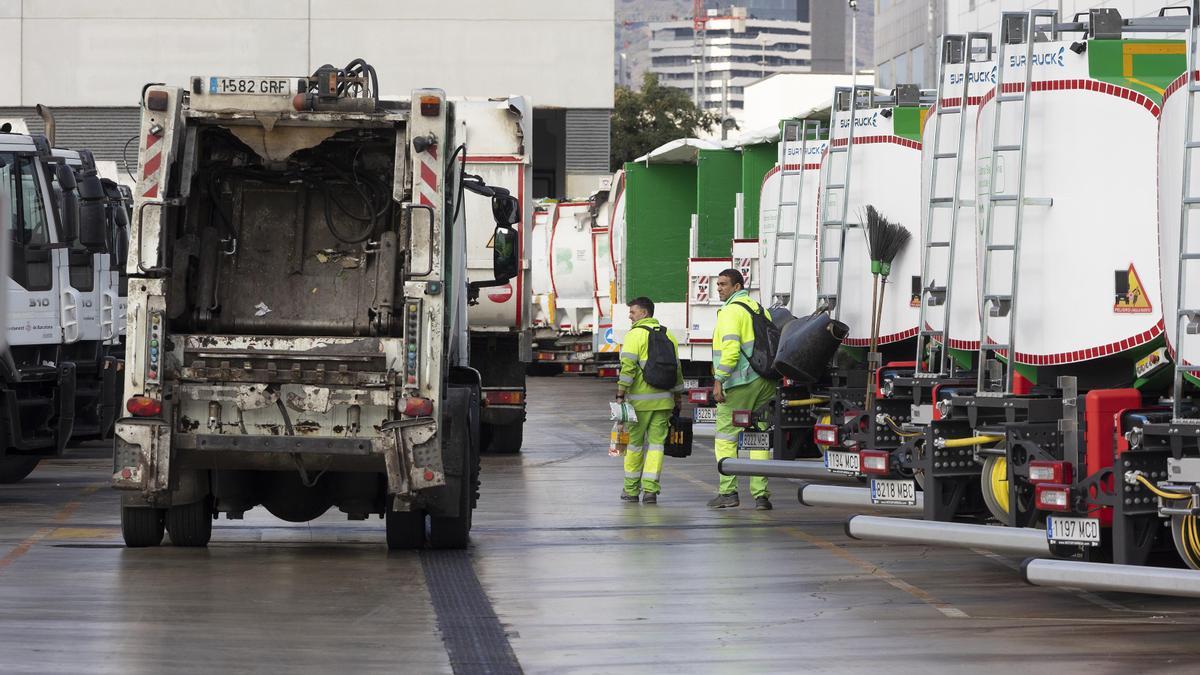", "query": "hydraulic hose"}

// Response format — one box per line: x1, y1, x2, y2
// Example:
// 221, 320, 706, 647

784, 397, 829, 408
881, 414, 923, 438
935, 434, 1004, 449
1134, 473, 1192, 501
